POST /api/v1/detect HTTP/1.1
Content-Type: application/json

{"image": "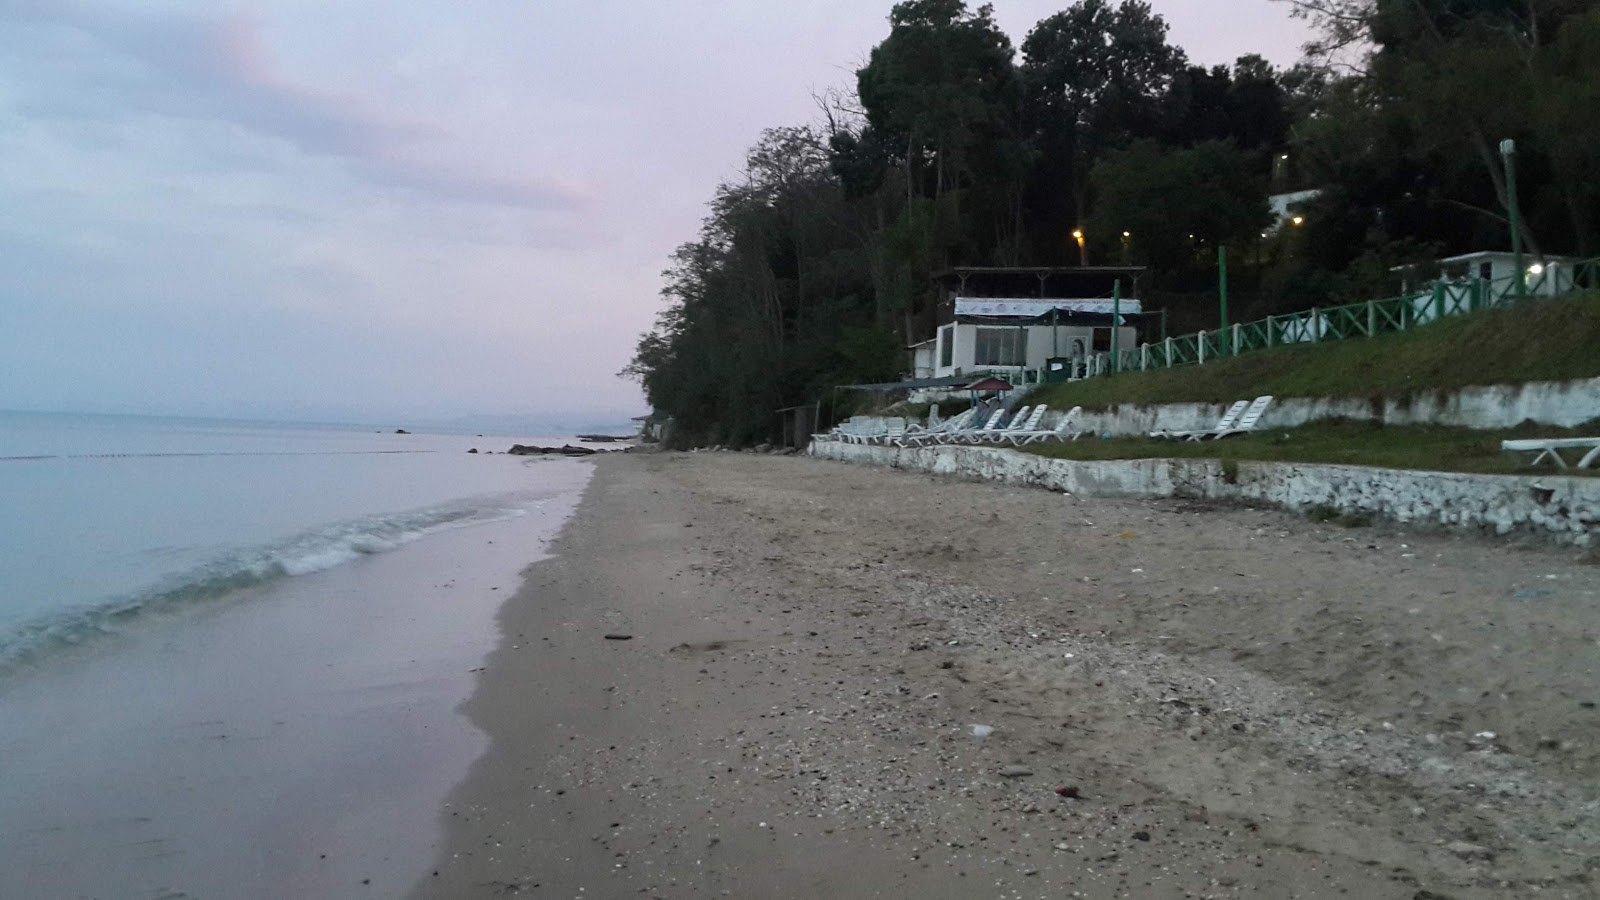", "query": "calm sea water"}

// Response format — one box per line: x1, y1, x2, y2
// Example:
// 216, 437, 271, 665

0, 410, 600, 897
0, 410, 588, 672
